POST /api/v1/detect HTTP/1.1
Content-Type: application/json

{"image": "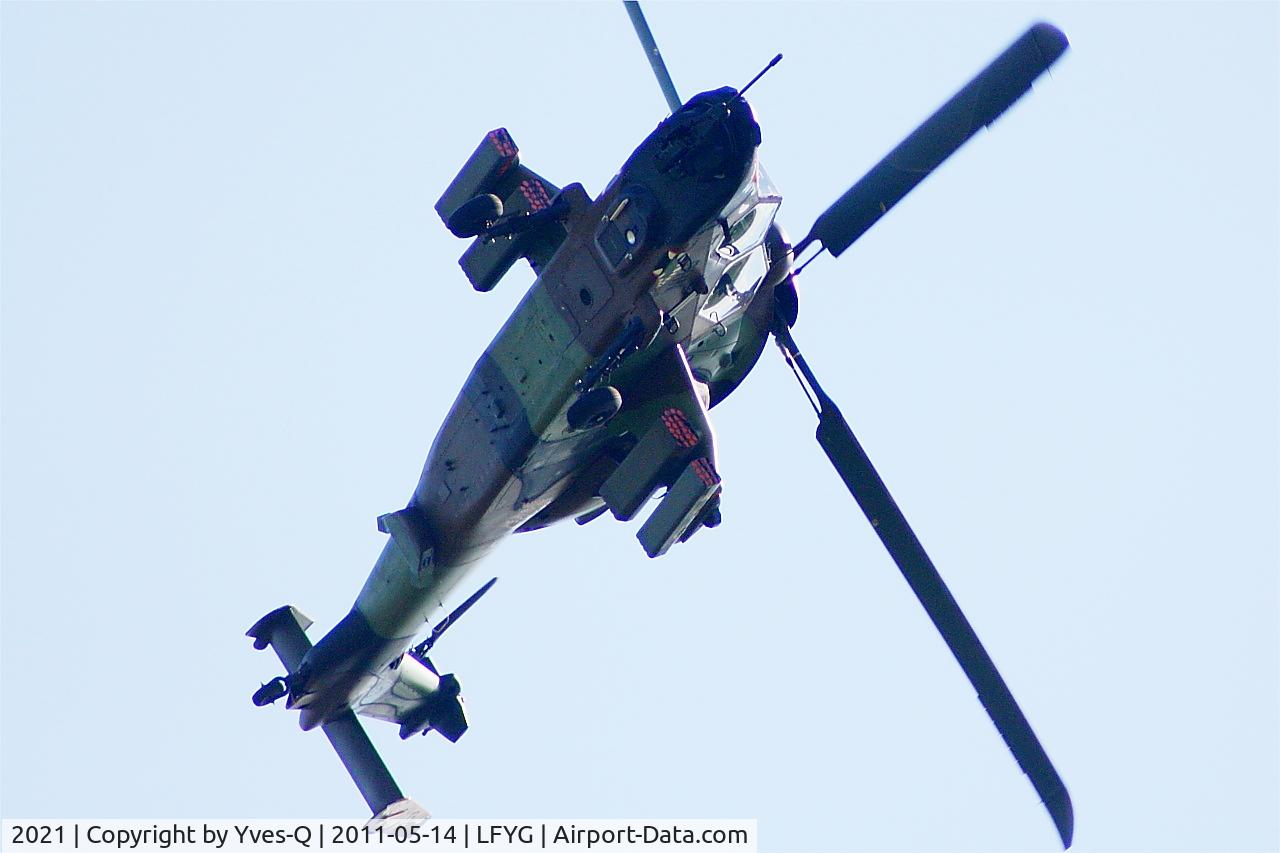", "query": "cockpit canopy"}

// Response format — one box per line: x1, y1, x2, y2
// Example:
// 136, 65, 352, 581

695, 165, 783, 330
